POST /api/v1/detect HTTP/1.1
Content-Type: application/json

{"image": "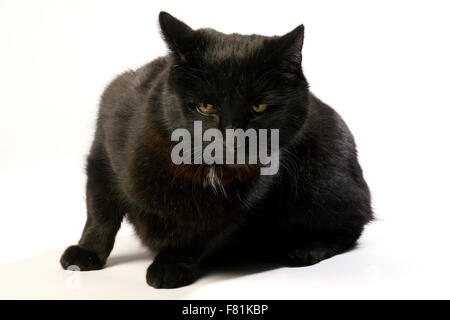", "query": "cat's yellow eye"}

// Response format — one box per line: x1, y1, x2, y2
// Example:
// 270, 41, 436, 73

252, 104, 268, 113
197, 103, 216, 115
